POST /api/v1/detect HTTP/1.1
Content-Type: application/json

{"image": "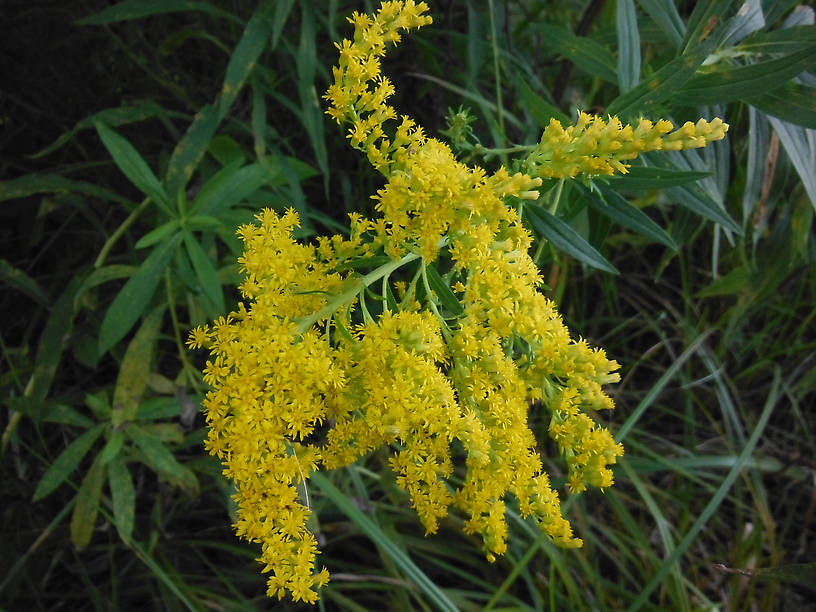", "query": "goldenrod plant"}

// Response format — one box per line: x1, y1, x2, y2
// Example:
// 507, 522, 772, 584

8, 0, 815, 609
189, 1, 727, 603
